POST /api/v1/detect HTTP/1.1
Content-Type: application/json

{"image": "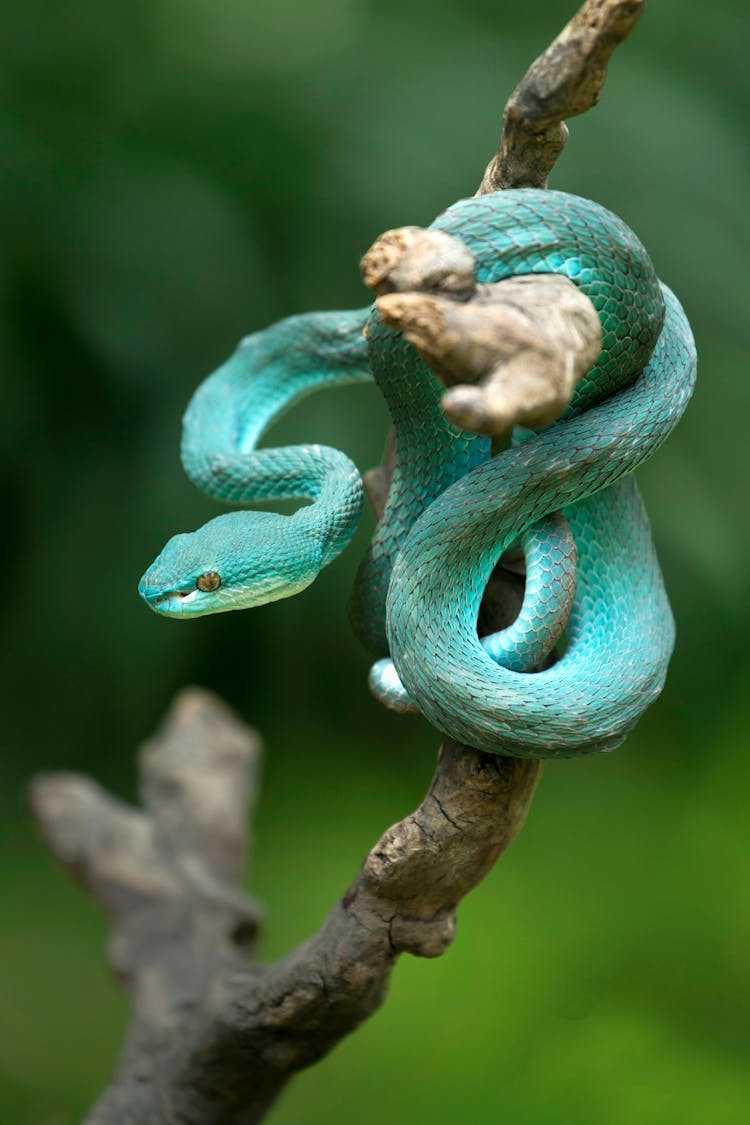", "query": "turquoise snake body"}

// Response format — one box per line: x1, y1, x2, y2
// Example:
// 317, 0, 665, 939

139, 189, 697, 759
